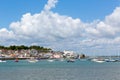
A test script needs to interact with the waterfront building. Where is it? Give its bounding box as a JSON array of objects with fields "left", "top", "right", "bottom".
[{"left": 63, "top": 50, "right": 75, "bottom": 58}]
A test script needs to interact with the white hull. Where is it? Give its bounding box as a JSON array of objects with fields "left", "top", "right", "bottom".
[
  {"left": 94, "top": 60, "right": 105, "bottom": 63},
  {"left": 91, "top": 59, "right": 105, "bottom": 63},
  {"left": 0, "top": 60, "right": 6, "bottom": 63},
  {"left": 67, "top": 59, "right": 75, "bottom": 62},
  {"left": 47, "top": 59, "right": 54, "bottom": 62},
  {"left": 28, "top": 59, "right": 38, "bottom": 63},
  {"left": 27, "top": 57, "right": 38, "bottom": 63}
]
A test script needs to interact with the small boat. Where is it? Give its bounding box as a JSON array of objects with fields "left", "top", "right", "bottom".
[
  {"left": 27, "top": 57, "right": 38, "bottom": 63},
  {"left": 67, "top": 59, "right": 75, "bottom": 62},
  {"left": 0, "top": 60, "right": 6, "bottom": 63},
  {"left": 105, "top": 56, "right": 117, "bottom": 62},
  {"left": 91, "top": 58, "right": 105, "bottom": 63},
  {"left": 105, "top": 59, "right": 117, "bottom": 62},
  {"left": 47, "top": 59, "right": 54, "bottom": 62},
  {"left": 94, "top": 60, "right": 105, "bottom": 63},
  {"left": 15, "top": 58, "right": 19, "bottom": 62}
]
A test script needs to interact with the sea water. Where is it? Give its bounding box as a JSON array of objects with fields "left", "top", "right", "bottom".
[{"left": 0, "top": 60, "right": 120, "bottom": 80}]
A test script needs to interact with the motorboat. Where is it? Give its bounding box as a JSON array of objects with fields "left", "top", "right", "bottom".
[
  {"left": 47, "top": 59, "right": 54, "bottom": 62},
  {"left": 0, "top": 60, "right": 6, "bottom": 63},
  {"left": 27, "top": 57, "right": 38, "bottom": 63},
  {"left": 91, "top": 58, "right": 105, "bottom": 63},
  {"left": 67, "top": 59, "right": 75, "bottom": 62},
  {"left": 105, "top": 59, "right": 117, "bottom": 62}
]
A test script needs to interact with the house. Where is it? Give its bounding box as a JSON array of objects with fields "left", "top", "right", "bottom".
[{"left": 63, "top": 50, "right": 75, "bottom": 58}]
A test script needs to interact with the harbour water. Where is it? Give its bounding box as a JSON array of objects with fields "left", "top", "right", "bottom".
[{"left": 0, "top": 60, "right": 120, "bottom": 80}]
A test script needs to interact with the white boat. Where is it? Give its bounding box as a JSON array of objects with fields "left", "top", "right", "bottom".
[
  {"left": 67, "top": 59, "right": 75, "bottom": 62},
  {"left": 27, "top": 57, "right": 38, "bottom": 63},
  {"left": 91, "top": 58, "right": 105, "bottom": 63},
  {"left": 47, "top": 59, "right": 54, "bottom": 62},
  {"left": 105, "top": 59, "right": 117, "bottom": 62},
  {"left": 0, "top": 60, "right": 6, "bottom": 63},
  {"left": 94, "top": 60, "right": 105, "bottom": 63}
]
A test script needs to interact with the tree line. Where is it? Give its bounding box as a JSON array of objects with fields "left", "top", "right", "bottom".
[{"left": 0, "top": 45, "right": 52, "bottom": 52}]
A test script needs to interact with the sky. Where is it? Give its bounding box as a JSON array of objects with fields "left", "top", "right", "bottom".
[{"left": 0, "top": 0, "right": 120, "bottom": 56}]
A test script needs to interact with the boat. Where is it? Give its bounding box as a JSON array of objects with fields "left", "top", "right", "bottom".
[
  {"left": 0, "top": 60, "right": 6, "bottom": 63},
  {"left": 105, "top": 56, "right": 117, "bottom": 62},
  {"left": 27, "top": 57, "right": 38, "bottom": 63},
  {"left": 105, "top": 59, "right": 117, "bottom": 62},
  {"left": 91, "top": 58, "right": 105, "bottom": 63},
  {"left": 15, "top": 58, "right": 19, "bottom": 62},
  {"left": 67, "top": 59, "right": 75, "bottom": 62},
  {"left": 94, "top": 60, "right": 105, "bottom": 63},
  {"left": 47, "top": 59, "right": 54, "bottom": 62}
]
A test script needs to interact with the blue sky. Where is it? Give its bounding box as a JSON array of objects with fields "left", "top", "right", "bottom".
[
  {"left": 0, "top": 0, "right": 119, "bottom": 27},
  {"left": 0, "top": 0, "right": 120, "bottom": 55},
  {"left": 54, "top": 0, "right": 119, "bottom": 21}
]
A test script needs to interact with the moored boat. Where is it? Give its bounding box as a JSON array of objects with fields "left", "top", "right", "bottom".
[
  {"left": 27, "top": 57, "right": 38, "bottom": 63},
  {"left": 91, "top": 58, "right": 105, "bottom": 63},
  {"left": 47, "top": 59, "right": 54, "bottom": 62},
  {"left": 67, "top": 59, "right": 75, "bottom": 62},
  {"left": 105, "top": 59, "right": 117, "bottom": 62},
  {"left": 0, "top": 60, "right": 6, "bottom": 63},
  {"left": 15, "top": 58, "right": 19, "bottom": 62}
]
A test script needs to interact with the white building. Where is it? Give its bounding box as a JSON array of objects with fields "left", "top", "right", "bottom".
[{"left": 63, "top": 50, "right": 75, "bottom": 58}]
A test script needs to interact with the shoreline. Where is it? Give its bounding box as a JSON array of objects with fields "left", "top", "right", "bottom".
[
  {"left": 0, "top": 57, "right": 29, "bottom": 60},
  {"left": 0, "top": 57, "right": 60, "bottom": 60}
]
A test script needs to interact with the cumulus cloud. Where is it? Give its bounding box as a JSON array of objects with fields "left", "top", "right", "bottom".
[
  {"left": 0, "top": 0, "right": 120, "bottom": 55},
  {"left": 0, "top": 28, "right": 15, "bottom": 40},
  {"left": 10, "top": 11, "right": 84, "bottom": 42},
  {"left": 44, "top": 0, "right": 58, "bottom": 11},
  {"left": 86, "top": 7, "right": 120, "bottom": 39}
]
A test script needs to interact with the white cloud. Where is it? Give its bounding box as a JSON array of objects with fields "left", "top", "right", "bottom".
[
  {"left": 0, "top": 28, "right": 15, "bottom": 40},
  {"left": 105, "top": 7, "right": 120, "bottom": 28},
  {"left": 10, "top": 11, "right": 84, "bottom": 42},
  {"left": 0, "top": 0, "right": 120, "bottom": 55},
  {"left": 44, "top": 0, "right": 58, "bottom": 11},
  {"left": 86, "top": 7, "right": 120, "bottom": 39}
]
